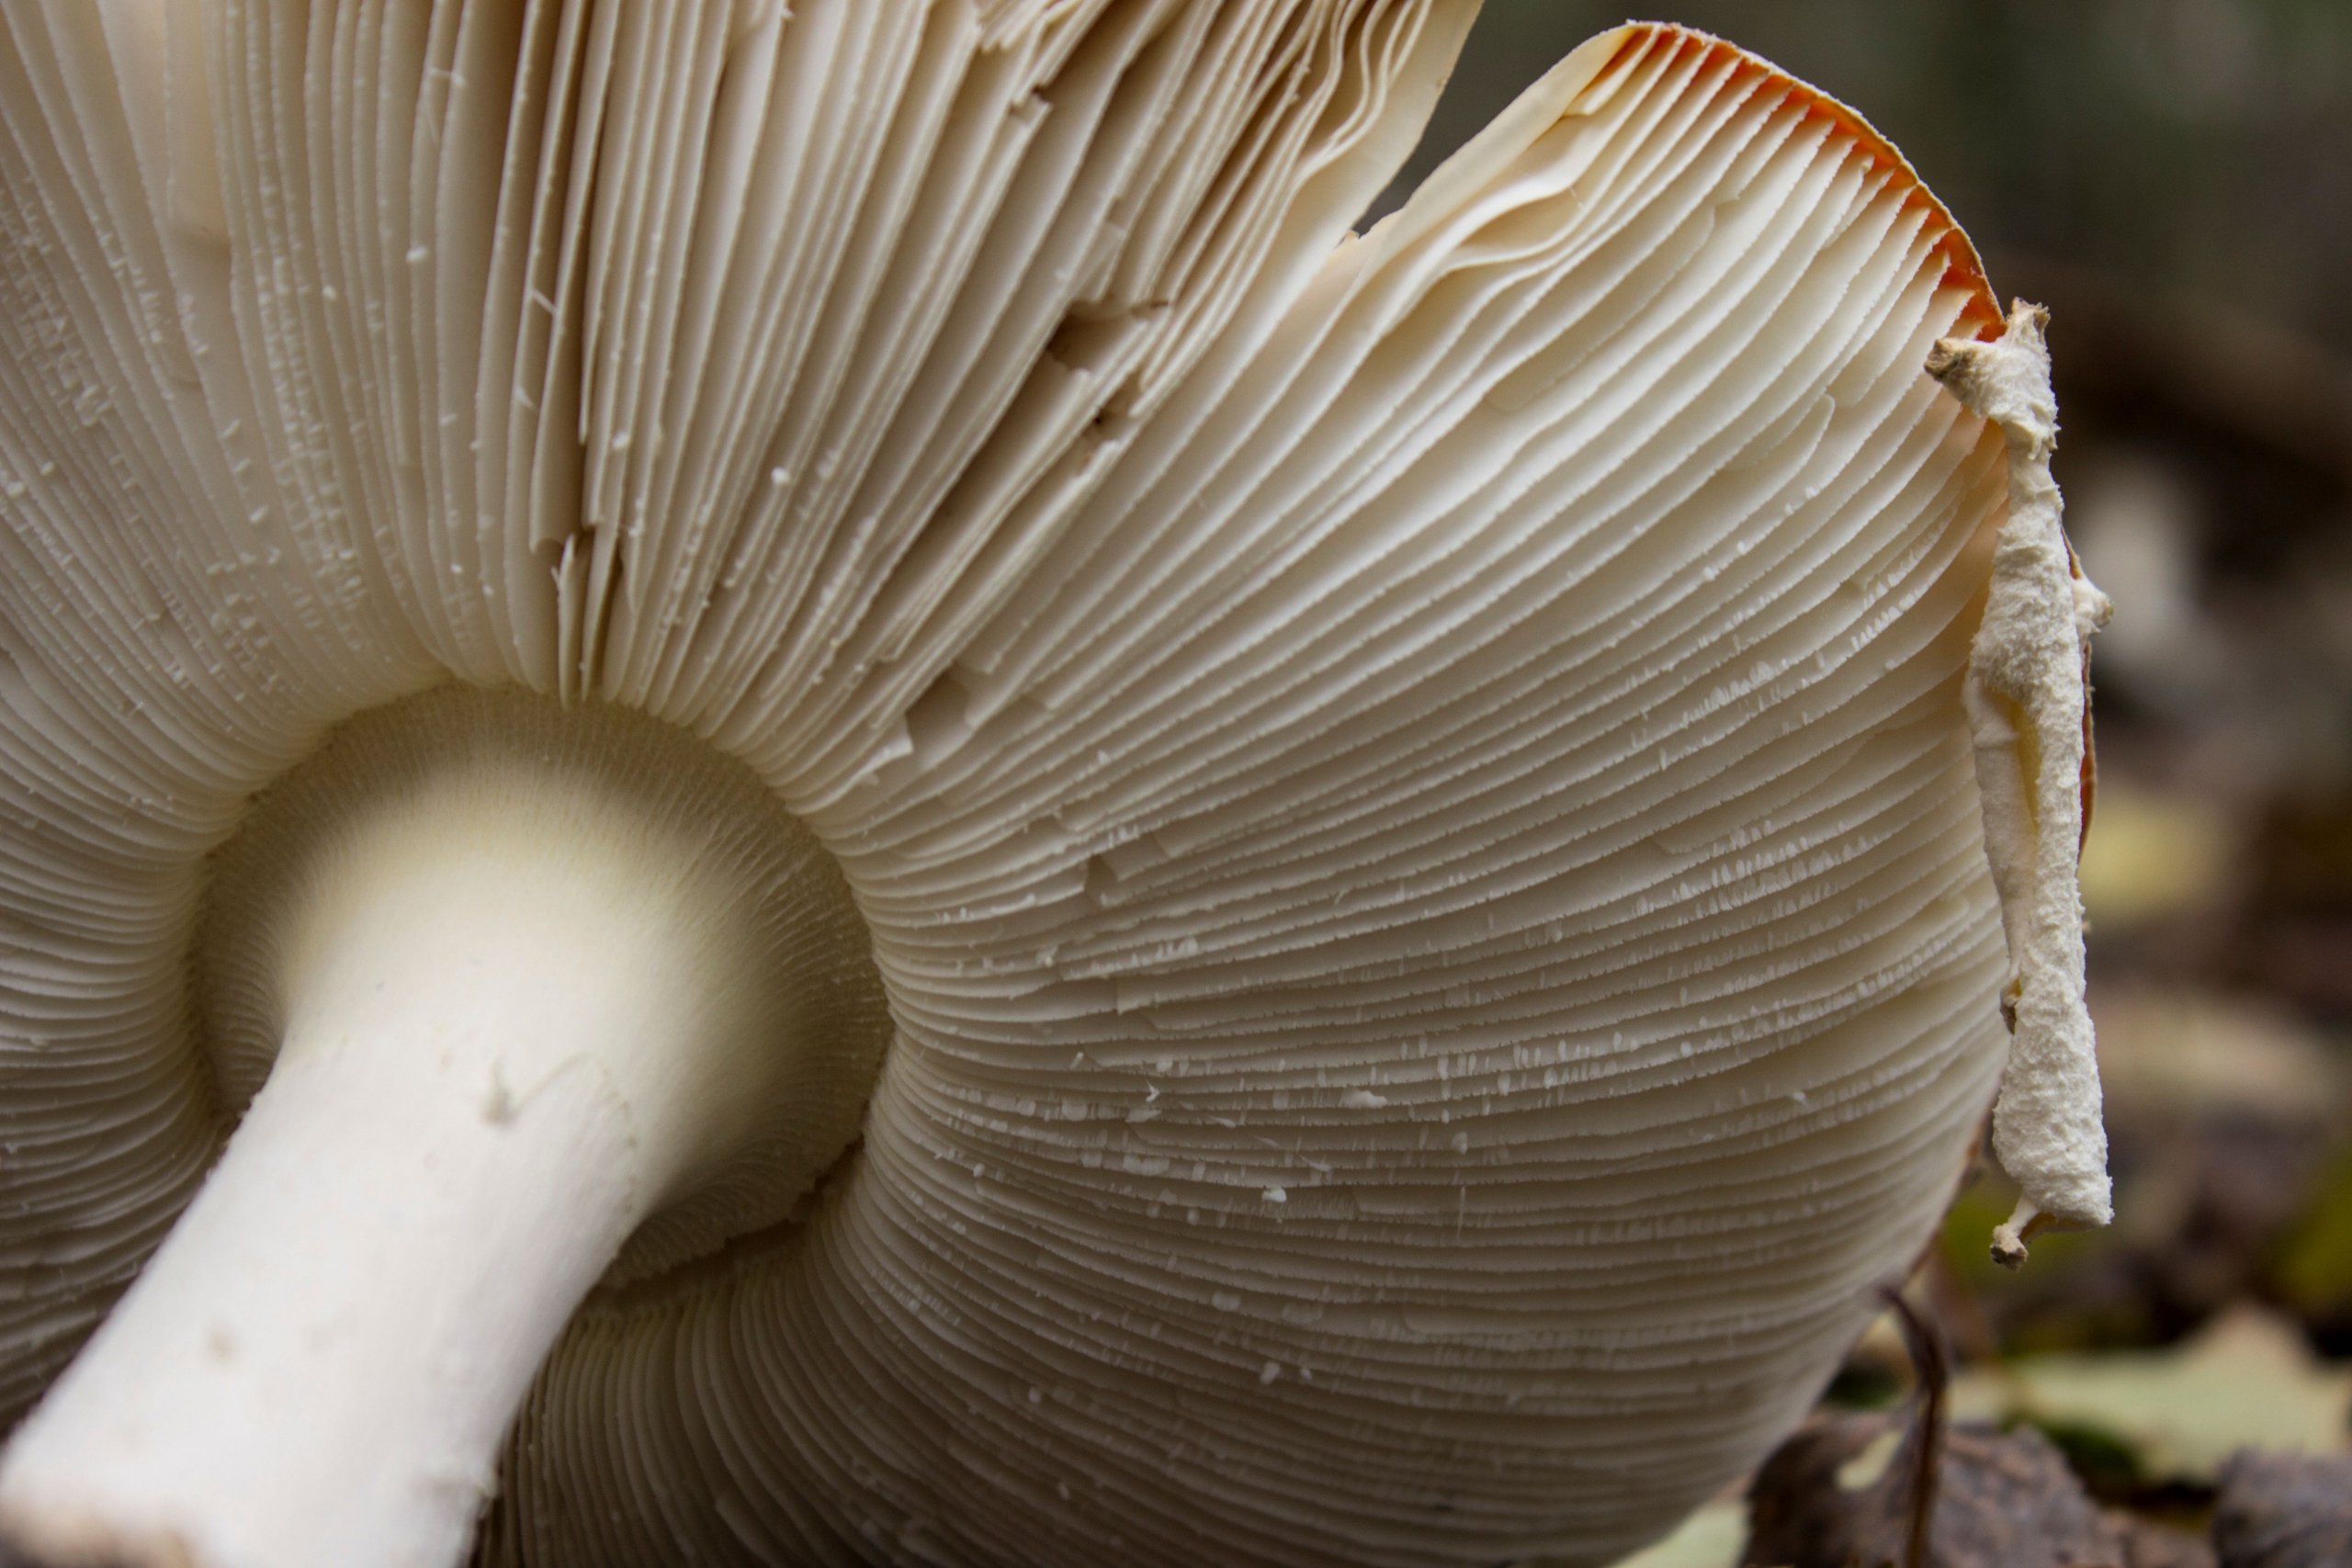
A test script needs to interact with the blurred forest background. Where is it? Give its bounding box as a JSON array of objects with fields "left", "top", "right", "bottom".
[{"left": 1389, "top": 5, "right": 2352, "bottom": 1564}]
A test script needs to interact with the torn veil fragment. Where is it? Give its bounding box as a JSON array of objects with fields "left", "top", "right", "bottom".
[{"left": 1930, "top": 302, "right": 2115, "bottom": 1267}]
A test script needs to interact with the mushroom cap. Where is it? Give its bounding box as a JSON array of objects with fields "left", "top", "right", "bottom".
[{"left": 0, "top": 6, "right": 2011, "bottom": 1564}]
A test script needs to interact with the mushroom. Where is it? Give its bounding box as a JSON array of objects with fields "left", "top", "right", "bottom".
[{"left": 0, "top": 6, "right": 2108, "bottom": 1567}]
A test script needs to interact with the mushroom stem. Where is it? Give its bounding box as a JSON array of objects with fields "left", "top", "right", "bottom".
[
  {"left": 0, "top": 744, "right": 825, "bottom": 1568},
  {"left": 0, "top": 1034, "right": 640, "bottom": 1568}
]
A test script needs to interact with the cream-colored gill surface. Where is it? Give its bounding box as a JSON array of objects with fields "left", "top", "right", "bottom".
[
  {"left": 0, "top": 0, "right": 1469, "bottom": 1431},
  {"left": 495, "top": 27, "right": 2014, "bottom": 1568},
  {"left": 659, "top": 0, "right": 1473, "bottom": 776},
  {"left": 0, "top": 0, "right": 421, "bottom": 1423}
]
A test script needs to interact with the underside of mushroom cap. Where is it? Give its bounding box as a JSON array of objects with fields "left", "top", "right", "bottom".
[
  {"left": 0, "top": 4, "right": 2059, "bottom": 1565},
  {"left": 191, "top": 686, "right": 894, "bottom": 1284}
]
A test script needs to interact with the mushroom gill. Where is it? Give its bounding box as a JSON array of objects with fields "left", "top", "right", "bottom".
[{"left": 0, "top": 6, "right": 2105, "bottom": 1567}]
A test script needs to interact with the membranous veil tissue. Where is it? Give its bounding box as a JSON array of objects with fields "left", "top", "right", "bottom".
[{"left": 1932, "top": 301, "right": 2113, "bottom": 1268}]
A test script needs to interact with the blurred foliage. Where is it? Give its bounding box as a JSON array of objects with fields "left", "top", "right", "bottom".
[
  {"left": 1949, "top": 1309, "right": 2352, "bottom": 1484},
  {"left": 2274, "top": 1146, "right": 2352, "bottom": 1346}
]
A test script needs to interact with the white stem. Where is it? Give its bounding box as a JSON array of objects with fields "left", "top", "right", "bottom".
[{"left": 0, "top": 758, "right": 800, "bottom": 1568}]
